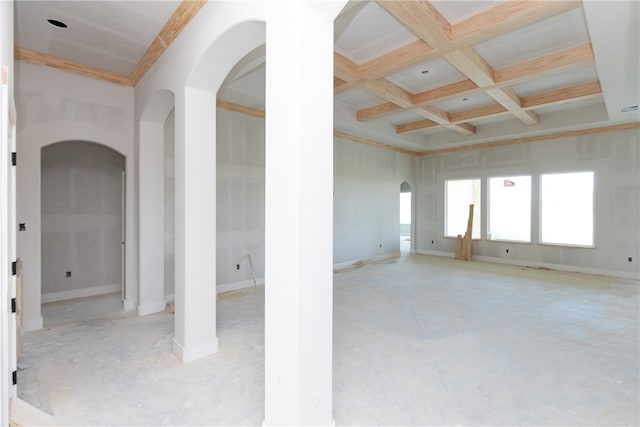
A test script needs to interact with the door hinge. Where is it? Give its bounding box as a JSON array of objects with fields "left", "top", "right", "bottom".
[
  {"left": 11, "top": 261, "right": 17, "bottom": 276},
  {"left": 11, "top": 152, "right": 16, "bottom": 166},
  {"left": 12, "top": 370, "right": 17, "bottom": 385},
  {"left": 11, "top": 298, "right": 16, "bottom": 314}
]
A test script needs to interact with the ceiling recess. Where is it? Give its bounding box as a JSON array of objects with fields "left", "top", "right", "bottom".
[{"left": 47, "top": 19, "right": 67, "bottom": 28}]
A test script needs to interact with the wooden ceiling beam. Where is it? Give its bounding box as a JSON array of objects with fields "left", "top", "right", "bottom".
[
  {"left": 452, "top": 0, "right": 583, "bottom": 44},
  {"left": 418, "top": 122, "right": 640, "bottom": 156},
  {"left": 130, "top": 0, "right": 207, "bottom": 85},
  {"left": 495, "top": 44, "right": 594, "bottom": 84},
  {"left": 357, "top": 40, "right": 434, "bottom": 81},
  {"left": 334, "top": 53, "right": 360, "bottom": 83},
  {"left": 357, "top": 45, "right": 594, "bottom": 122},
  {"left": 395, "top": 81, "right": 603, "bottom": 135},
  {"left": 378, "top": 1, "right": 543, "bottom": 126},
  {"left": 521, "top": 81, "right": 602, "bottom": 109},
  {"left": 354, "top": 1, "right": 582, "bottom": 83},
  {"left": 15, "top": 47, "right": 132, "bottom": 86}
]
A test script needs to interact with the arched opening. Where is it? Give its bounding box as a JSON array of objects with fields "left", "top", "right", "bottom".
[
  {"left": 40, "top": 141, "right": 125, "bottom": 322},
  {"left": 400, "top": 181, "right": 413, "bottom": 254}
]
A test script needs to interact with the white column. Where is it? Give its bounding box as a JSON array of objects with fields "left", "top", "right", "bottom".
[
  {"left": 172, "top": 86, "right": 218, "bottom": 363},
  {"left": 264, "top": 2, "right": 339, "bottom": 425},
  {"left": 138, "top": 121, "right": 166, "bottom": 315}
]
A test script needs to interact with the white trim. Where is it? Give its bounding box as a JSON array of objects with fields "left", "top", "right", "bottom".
[
  {"left": 41, "top": 283, "right": 120, "bottom": 304},
  {"left": 416, "top": 249, "right": 640, "bottom": 280},
  {"left": 217, "top": 277, "right": 265, "bottom": 294},
  {"left": 165, "top": 293, "right": 175, "bottom": 303},
  {"left": 333, "top": 251, "right": 401, "bottom": 272},
  {"left": 137, "top": 300, "right": 166, "bottom": 316},
  {"left": 21, "top": 316, "right": 43, "bottom": 333},
  {"left": 172, "top": 336, "right": 219, "bottom": 364}
]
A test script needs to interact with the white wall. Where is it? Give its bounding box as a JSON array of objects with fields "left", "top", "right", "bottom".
[
  {"left": 15, "top": 61, "right": 135, "bottom": 330},
  {"left": 417, "top": 128, "right": 640, "bottom": 278},
  {"left": 164, "top": 109, "right": 175, "bottom": 297},
  {"left": 41, "top": 141, "right": 124, "bottom": 301},
  {"left": 216, "top": 107, "right": 265, "bottom": 288},
  {"left": 334, "top": 139, "right": 415, "bottom": 264}
]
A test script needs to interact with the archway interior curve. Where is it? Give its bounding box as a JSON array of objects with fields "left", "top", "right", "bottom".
[{"left": 41, "top": 140, "right": 126, "bottom": 306}]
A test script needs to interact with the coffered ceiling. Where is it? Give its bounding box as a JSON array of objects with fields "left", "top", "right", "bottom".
[{"left": 13, "top": 0, "right": 640, "bottom": 154}]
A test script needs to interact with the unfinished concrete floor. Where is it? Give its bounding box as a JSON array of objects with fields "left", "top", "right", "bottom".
[{"left": 18, "top": 254, "right": 639, "bottom": 425}]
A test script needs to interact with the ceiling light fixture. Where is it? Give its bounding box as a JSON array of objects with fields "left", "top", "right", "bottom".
[{"left": 47, "top": 19, "right": 67, "bottom": 28}]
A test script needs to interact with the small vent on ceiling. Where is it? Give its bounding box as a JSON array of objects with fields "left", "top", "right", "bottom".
[
  {"left": 621, "top": 105, "right": 638, "bottom": 113},
  {"left": 47, "top": 19, "right": 67, "bottom": 28}
]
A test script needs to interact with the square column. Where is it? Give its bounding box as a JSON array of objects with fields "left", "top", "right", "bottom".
[
  {"left": 264, "top": 2, "right": 340, "bottom": 425},
  {"left": 173, "top": 86, "right": 218, "bottom": 363},
  {"left": 138, "top": 120, "right": 166, "bottom": 316}
]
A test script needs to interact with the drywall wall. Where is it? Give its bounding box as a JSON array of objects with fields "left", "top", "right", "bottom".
[
  {"left": 334, "top": 139, "right": 415, "bottom": 264},
  {"left": 417, "top": 128, "right": 640, "bottom": 277},
  {"left": 41, "top": 141, "right": 124, "bottom": 301},
  {"left": 216, "top": 107, "right": 265, "bottom": 288},
  {"left": 164, "top": 109, "right": 175, "bottom": 297},
  {"left": 214, "top": 107, "right": 417, "bottom": 279},
  {"left": 15, "top": 61, "right": 135, "bottom": 330}
]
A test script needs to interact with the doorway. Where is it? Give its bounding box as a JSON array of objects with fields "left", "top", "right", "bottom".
[
  {"left": 400, "top": 181, "right": 412, "bottom": 254},
  {"left": 40, "top": 141, "right": 125, "bottom": 320}
]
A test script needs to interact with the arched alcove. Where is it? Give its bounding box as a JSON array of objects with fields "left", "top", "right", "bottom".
[{"left": 41, "top": 141, "right": 125, "bottom": 305}]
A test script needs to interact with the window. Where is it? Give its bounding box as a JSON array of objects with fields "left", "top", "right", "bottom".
[
  {"left": 488, "top": 176, "right": 531, "bottom": 242},
  {"left": 540, "top": 171, "right": 594, "bottom": 246},
  {"left": 445, "top": 179, "right": 481, "bottom": 239}
]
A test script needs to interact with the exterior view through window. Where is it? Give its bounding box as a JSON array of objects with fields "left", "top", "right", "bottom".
[
  {"left": 488, "top": 175, "right": 531, "bottom": 242},
  {"left": 540, "top": 171, "right": 594, "bottom": 246}
]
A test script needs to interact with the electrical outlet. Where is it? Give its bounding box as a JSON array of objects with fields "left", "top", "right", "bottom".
[
  {"left": 379, "top": 244, "right": 382, "bottom": 248},
  {"left": 506, "top": 249, "right": 509, "bottom": 254},
  {"left": 236, "top": 264, "right": 240, "bottom": 270},
  {"left": 66, "top": 271, "right": 71, "bottom": 278},
  {"left": 431, "top": 240, "right": 434, "bottom": 244},
  {"left": 628, "top": 257, "right": 633, "bottom": 262}
]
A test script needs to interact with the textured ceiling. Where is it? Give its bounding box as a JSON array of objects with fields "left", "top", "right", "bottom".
[
  {"left": 14, "top": 0, "right": 180, "bottom": 75},
  {"left": 13, "top": 0, "right": 640, "bottom": 154}
]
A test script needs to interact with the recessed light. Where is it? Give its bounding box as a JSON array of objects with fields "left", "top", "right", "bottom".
[
  {"left": 621, "top": 105, "right": 638, "bottom": 113},
  {"left": 47, "top": 19, "right": 67, "bottom": 28}
]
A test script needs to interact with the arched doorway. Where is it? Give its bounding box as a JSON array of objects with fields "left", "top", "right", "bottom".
[
  {"left": 400, "top": 181, "right": 413, "bottom": 254},
  {"left": 40, "top": 141, "right": 125, "bottom": 317}
]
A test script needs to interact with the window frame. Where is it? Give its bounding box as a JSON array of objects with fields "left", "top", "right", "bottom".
[
  {"left": 444, "top": 177, "right": 482, "bottom": 240},
  {"left": 538, "top": 170, "right": 595, "bottom": 248},
  {"left": 487, "top": 175, "right": 532, "bottom": 244}
]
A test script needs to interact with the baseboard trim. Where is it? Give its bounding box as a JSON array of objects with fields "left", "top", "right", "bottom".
[
  {"left": 138, "top": 300, "right": 167, "bottom": 316},
  {"left": 416, "top": 249, "right": 640, "bottom": 280},
  {"left": 22, "top": 316, "right": 43, "bottom": 332},
  {"left": 333, "top": 251, "right": 401, "bottom": 272},
  {"left": 217, "top": 277, "right": 265, "bottom": 293},
  {"left": 42, "top": 283, "right": 120, "bottom": 304},
  {"left": 172, "top": 336, "right": 219, "bottom": 363}
]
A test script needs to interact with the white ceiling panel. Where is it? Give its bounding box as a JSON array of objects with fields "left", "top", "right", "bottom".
[
  {"left": 431, "top": 0, "right": 505, "bottom": 25},
  {"left": 436, "top": 92, "right": 495, "bottom": 113},
  {"left": 473, "top": 8, "right": 590, "bottom": 70},
  {"left": 335, "top": 1, "right": 417, "bottom": 64},
  {"left": 386, "top": 58, "right": 466, "bottom": 94},
  {"left": 335, "top": 88, "right": 388, "bottom": 111},
  {"left": 15, "top": 0, "right": 180, "bottom": 75},
  {"left": 512, "top": 65, "right": 599, "bottom": 97}
]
